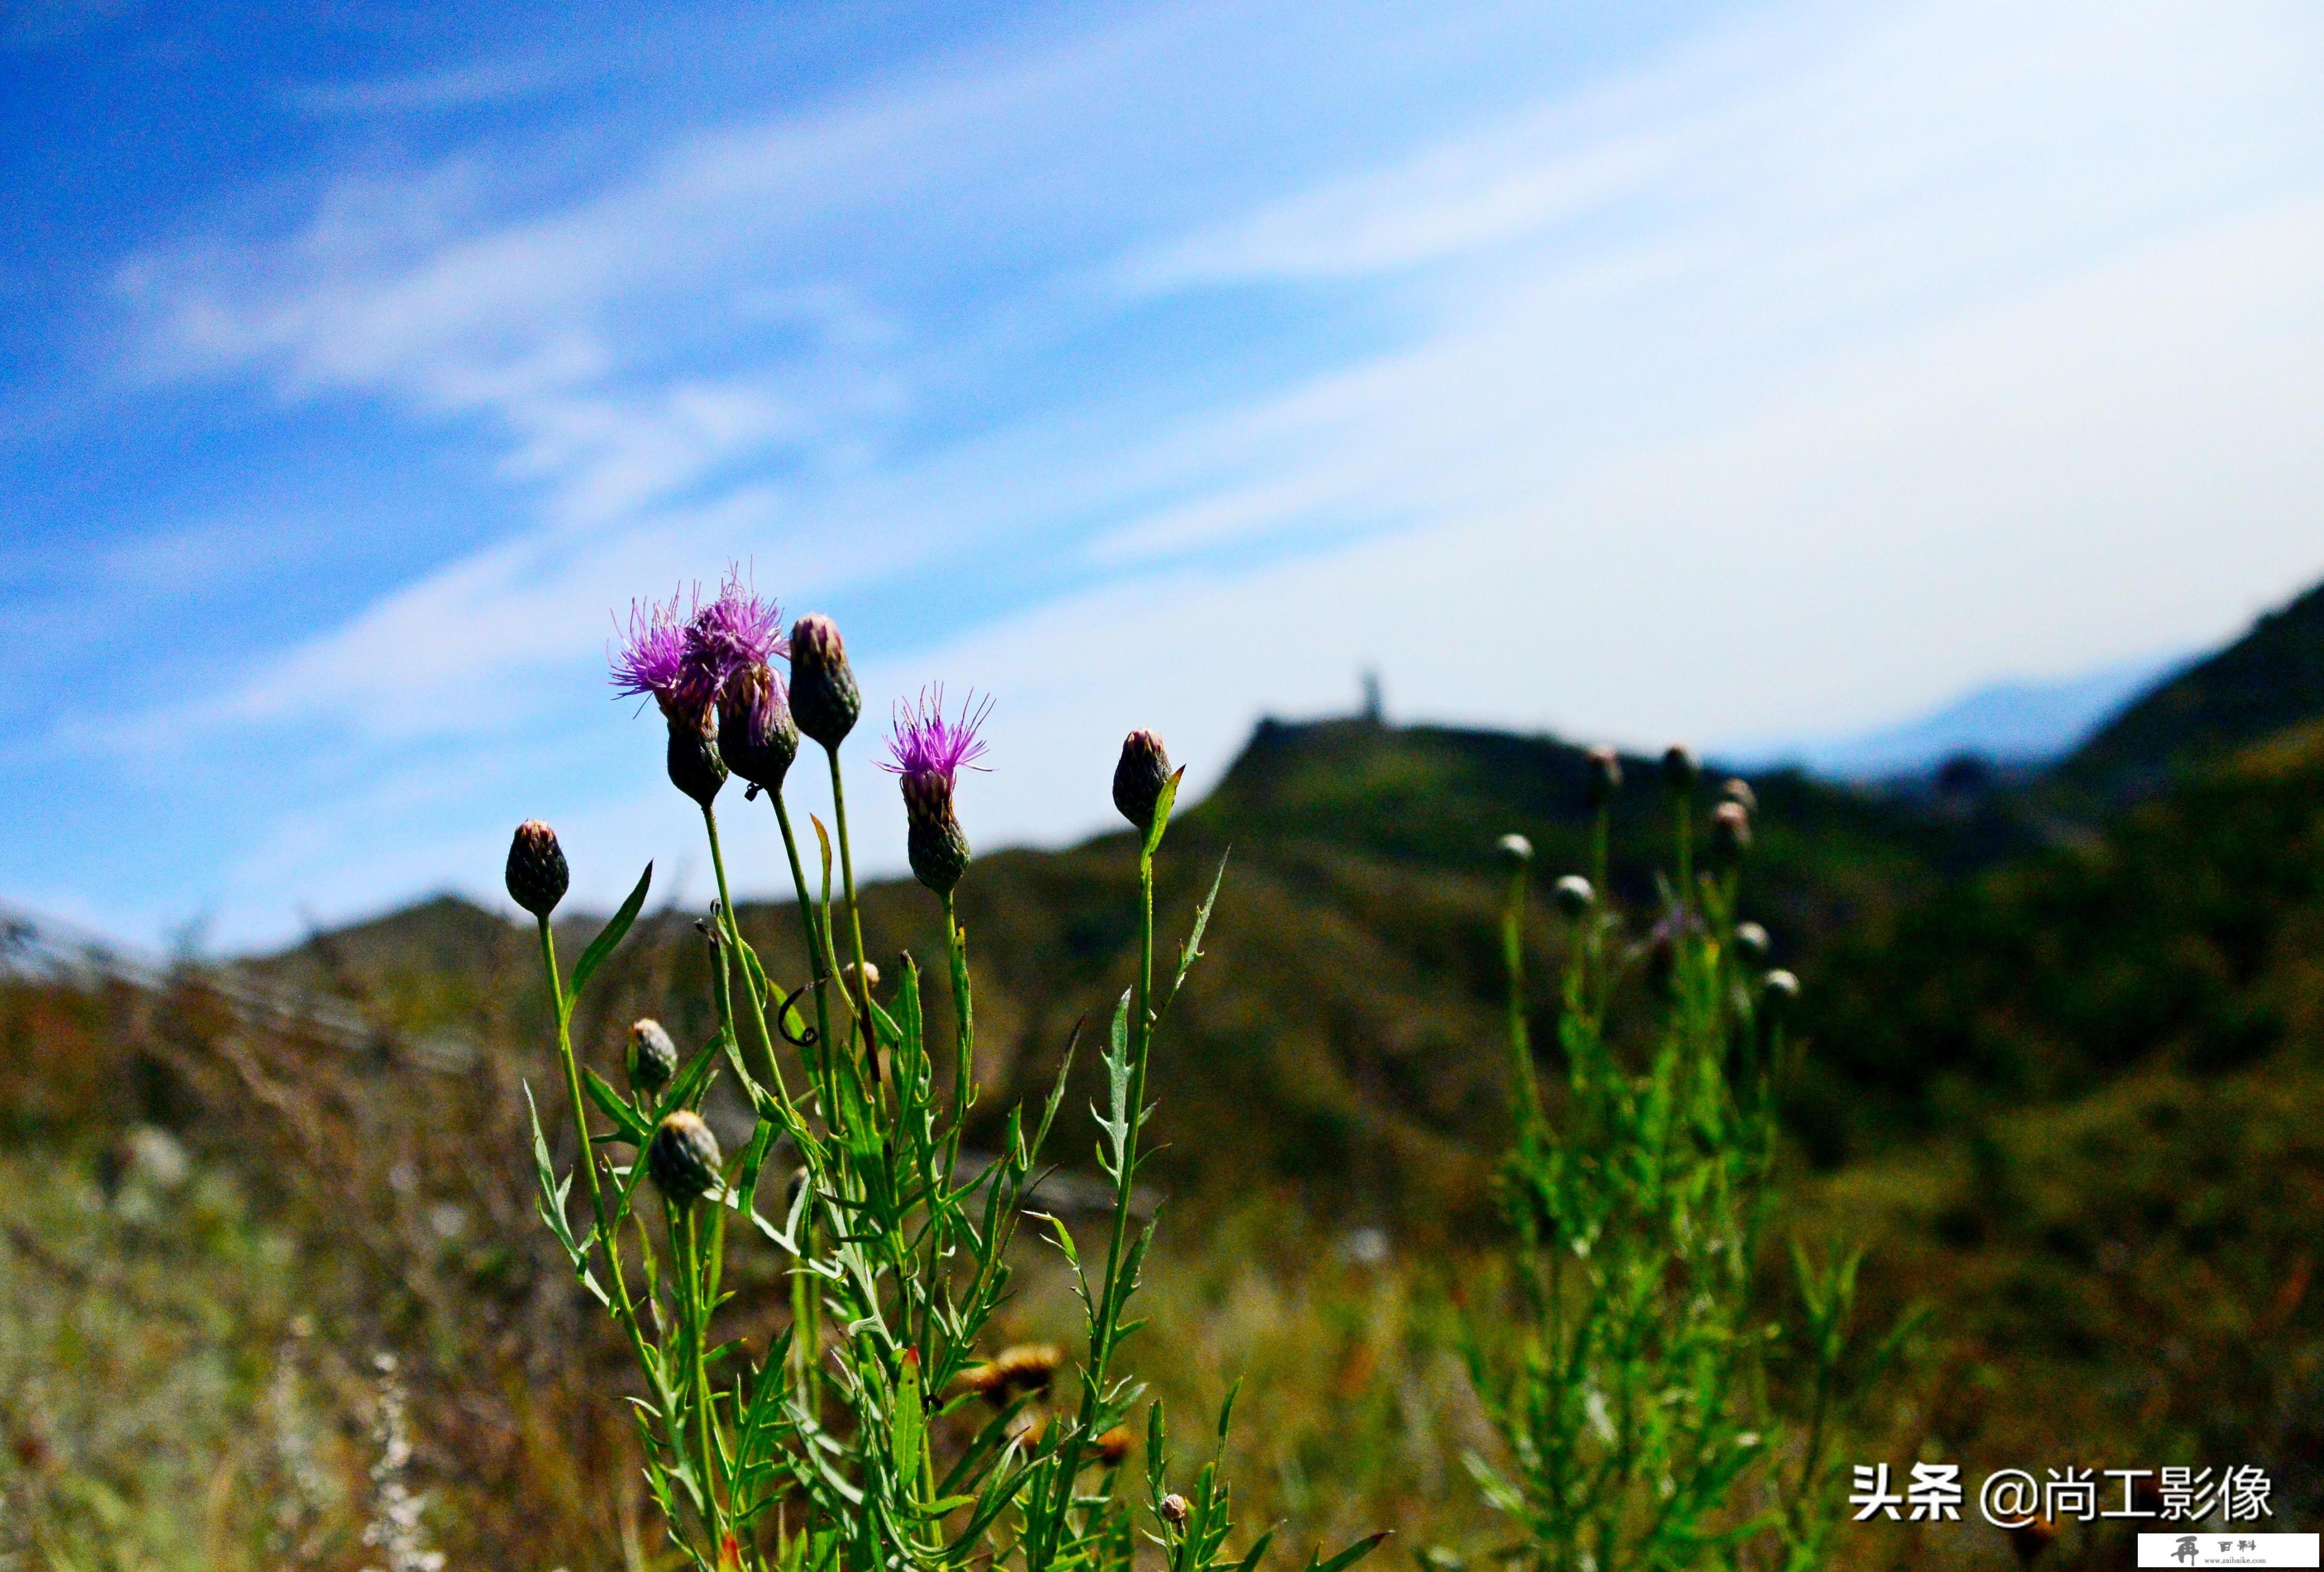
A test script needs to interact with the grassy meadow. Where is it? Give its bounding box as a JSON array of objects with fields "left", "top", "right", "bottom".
[{"left": 7, "top": 581, "right": 2324, "bottom": 1570}]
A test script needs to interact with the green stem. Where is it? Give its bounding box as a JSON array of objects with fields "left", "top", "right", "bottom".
[
  {"left": 534, "top": 919, "right": 652, "bottom": 1363},
  {"left": 679, "top": 1200, "right": 726, "bottom": 1538},
  {"left": 940, "top": 890, "right": 974, "bottom": 1182},
  {"left": 702, "top": 805, "right": 803, "bottom": 1136},
  {"left": 1503, "top": 867, "right": 1542, "bottom": 1129},
  {"left": 1048, "top": 844, "right": 1158, "bottom": 1551},
  {"left": 770, "top": 793, "right": 837, "bottom": 1084},
  {"left": 824, "top": 745, "right": 882, "bottom": 1085}
]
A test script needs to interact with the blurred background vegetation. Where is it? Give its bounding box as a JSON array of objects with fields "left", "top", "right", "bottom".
[{"left": 7, "top": 580, "right": 2324, "bottom": 1570}]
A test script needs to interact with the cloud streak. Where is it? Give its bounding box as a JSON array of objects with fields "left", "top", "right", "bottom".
[{"left": 11, "top": 0, "right": 2321, "bottom": 944}]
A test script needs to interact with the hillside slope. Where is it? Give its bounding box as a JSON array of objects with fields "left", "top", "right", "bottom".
[
  {"left": 243, "top": 716, "right": 2013, "bottom": 1225},
  {"left": 2064, "top": 576, "right": 2324, "bottom": 800}
]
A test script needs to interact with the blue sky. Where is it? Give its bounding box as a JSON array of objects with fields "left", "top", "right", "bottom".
[{"left": 6, "top": 0, "right": 2323, "bottom": 947}]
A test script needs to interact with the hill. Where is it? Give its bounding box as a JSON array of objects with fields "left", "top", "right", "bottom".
[
  {"left": 234, "top": 715, "right": 2026, "bottom": 1224},
  {"left": 2063, "top": 577, "right": 2324, "bottom": 800}
]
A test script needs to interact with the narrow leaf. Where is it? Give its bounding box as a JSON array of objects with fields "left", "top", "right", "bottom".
[{"left": 567, "top": 861, "right": 653, "bottom": 1016}]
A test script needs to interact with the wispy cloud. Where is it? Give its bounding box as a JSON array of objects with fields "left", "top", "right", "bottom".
[
  {"left": 284, "top": 58, "right": 573, "bottom": 119},
  {"left": 13, "top": 0, "right": 2323, "bottom": 944}
]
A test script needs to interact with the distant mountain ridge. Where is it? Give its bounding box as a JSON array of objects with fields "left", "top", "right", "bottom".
[
  {"left": 221, "top": 567, "right": 2324, "bottom": 1205},
  {"left": 2063, "top": 578, "right": 2324, "bottom": 801},
  {"left": 1735, "top": 653, "right": 2184, "bottom": 779}
]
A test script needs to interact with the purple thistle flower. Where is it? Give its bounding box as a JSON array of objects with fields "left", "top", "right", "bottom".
[
  {"left": 611, "top": 586, "right": 711, "bottom": 716},
  {"left": 880, "top": 686, "right": 994, "bottom": 790},
  {"left": 883, "top": 686, "right": 992, "bottom": 895},
  {"left": 685, "top": 565, "right": 787, "bottom": 697}
]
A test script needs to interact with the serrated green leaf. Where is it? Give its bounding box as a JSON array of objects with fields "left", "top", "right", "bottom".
[{"left": 584, "top": 1067, "right": 652, "bottom": 1142}]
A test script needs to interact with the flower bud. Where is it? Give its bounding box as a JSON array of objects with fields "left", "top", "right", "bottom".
[
  {"left": 1160, "top": 1493, "right": 1191, "bottom": 1529},
  {"left": 842, "top": 960, "right": 880, "bottom": 995},
  {"left": 1553, "top": 874, "right": 1594, "bottom": 919},
  {"left": 1495, "top": 833, "right": 1533, "bottom": 869},
  {"left": 1586, "top": 745, "right": 1623, "bottom": 807},
  {"left": 1662, "top": 744, "right": 1699, "bottom": 796},
  {"left": 902, "top": 772, "right": 972, "bottom": 895},
  {"left": 1709, "top": 800, "right": 1753, "bottom": 865},
  {"left": 627, "top": 1019, "right": 678, "bottom": 1096},
  {"left": 647, "top": 1109, "right": 722, "bottom": 1203},
  {"left": 665, "top": 704, "right": 728, "bottom": 807},
  {"left": 1760, "top": 968, "right": 1800, "bottom": 1022},
  {"left": 1112, "top": 729, "right": 1172, "bottom": 833},
  {"left": 788, "top": 615, "right": 861, "bottom": 747},
  {"left": 1732, "top": 921, "right": 1771, "bottom": 968},
  {"left": 719, "top": 663, "right": 800, "bottom": 793},
  {"left": 505, "top": 821, "right": 569, "bottom": 918},
  {"left": 1720, "top": 776, "right": 1757, "bottom": 813},
  {"left": 959, "top": 1342, "right": 1063, "bottom": 1402}
]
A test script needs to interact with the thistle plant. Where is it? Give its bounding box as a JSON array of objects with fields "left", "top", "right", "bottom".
[
  {"left": 1460, "top": 753, "right": 1893, "bottom": 1572},
  {"left": 514, "top": 567, "right": 1385, "bottom": 1572}
]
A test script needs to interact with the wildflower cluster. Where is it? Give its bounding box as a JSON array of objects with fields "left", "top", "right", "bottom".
[
  {"left": 1458, "top": 758, "right": 1887, "bottom": 1572},
  {"left": 511, "top": 565, "right": 1384, "bottom": 1572}
]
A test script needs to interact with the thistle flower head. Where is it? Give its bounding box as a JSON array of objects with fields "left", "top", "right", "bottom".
[
  {"left": 686, "top": 565, "right": 786, "bottom": 695},
  {"left": 1553, "top": 874, "right": 1595, "bottom": 919},
  {"left": 647, "top": 1109, "right": 723, "bottom": 1203},
  {"left": 1093, "top": 1426, "right": 1134, "bottom": 1468},
  {"left": 882, "top": 686, "right": 991, "bottom": 895},
  {"left": 1709, "top": 799, "right": 1753, "bottom": 864},
  {"left": 959, "top": 1342, "right": 1063, "bottom": 1403},
  {"left": 1663, "top": 744, "right": 1700, "bottom": 794},
  {"left": 1586, "top": 745, "right": 1623, "bottom": 807},
  {"left": 627, "top": 1019, "right": 678, "bottom": 1096},
  {"left": 504, "top": 821, "right": 569, "bottom": 918},
  {"left": 611, "top": 588, "right": 712, "bottom": 718},
  {"left": 788, "top": 614, "right": 861, "bottom": 746},
  {"left": 718, "top": 661, "right": 800, "bottom": 792},
  {"left": 1113, "top": 729, "right": 1173, "bottom": 834},
  {"left": 881, "top": 686, "right": 994, "bottom": 790},
  {"left": 1720, "top": 776, "right": 1758, "bottom": 813}
]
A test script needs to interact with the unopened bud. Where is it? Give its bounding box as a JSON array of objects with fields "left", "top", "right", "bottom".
[
  {"left": 788, "top": 615, "right": 861, "bottom": 747},
  {"left": 1662, "top": 745, "right": 1699, "bottom": 795},
  {"left": 719, "top": 663, "right": 800, "bottom": 792},
  {"left": 1720, "top": 777, "right": 1757, "bottom": 813},
  {"left": 1760, "top": 969, "right": 1800, "bottom": 1021},
  {"left": 902, "top": 773, "right": 972, "bottom": 895},
  {"left": 627, "top": 1019, "right": 678, "bottom": 1095},
  {"left": 1709, "top": 800, "right": 1753, "bottom": 865},
  {"left": 1553, "top": 875, "right": 1594, "bottom": 919},
  {"left": 1495, "top": 833, "right": 1533, "bottom": 869},
  {"left": 505, "top": 821, "right": 569, "bottom": 918},
  {"left": 1586, "top": 745, "right": 1623, "bottom": 807},
  {"left": 665, "top": 704, "right": 728, "bottom": 807},
  {"left": 647, "top": 1109, "right": 723, "bottom": 1203},
  {"left": 1159, "top": 1493, "right": 1190, "bottom": 1528},
  {"left": 1112, "top": 729, "right": 1172, "bottom": 833},
  {"left": 1732, "top": 922, "right": 1771, "bottom": 968},
  {"left": 842, "top": 960, "right": 881, "bottom": 995}
]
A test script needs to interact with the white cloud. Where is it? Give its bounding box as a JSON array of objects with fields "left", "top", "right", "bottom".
[{"left": 59, "top": 0, "right": 2324, "bottom": 943}]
